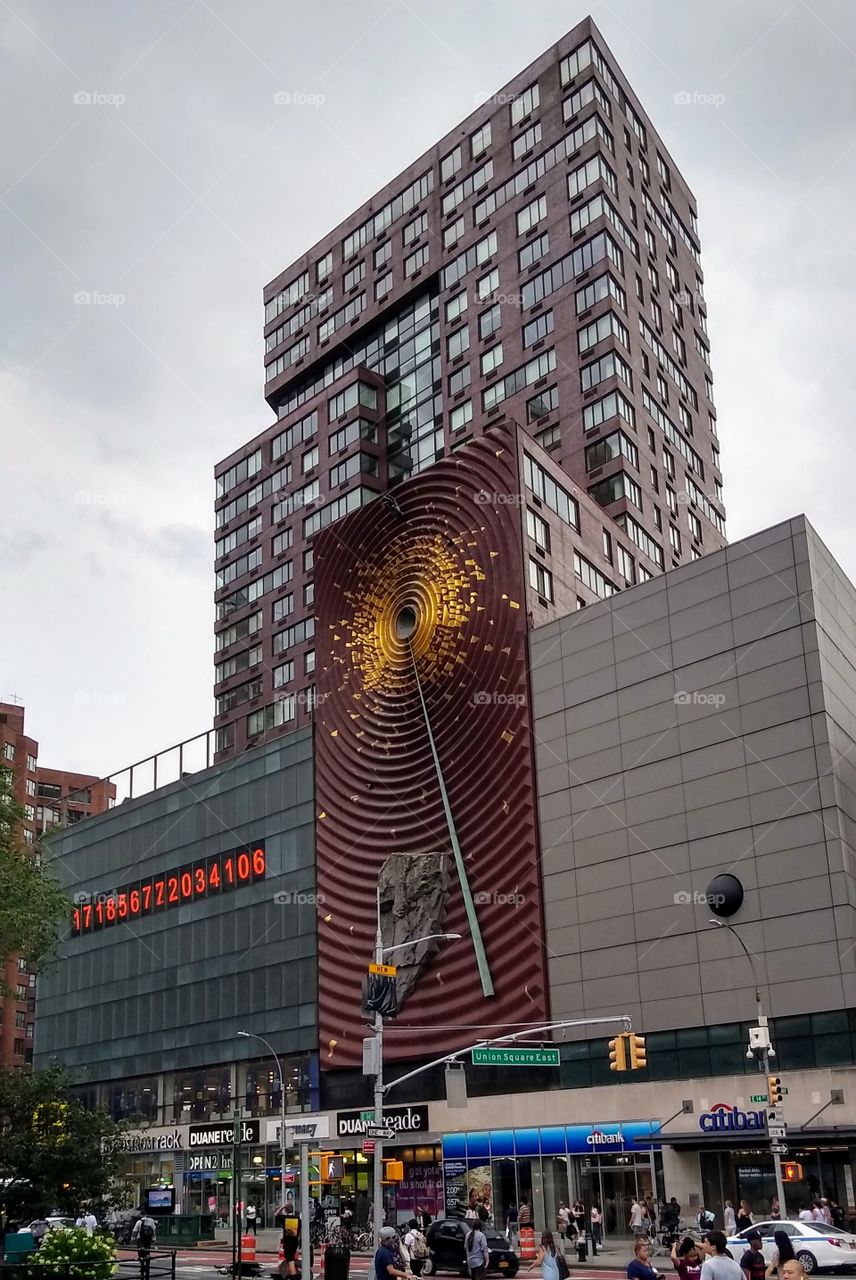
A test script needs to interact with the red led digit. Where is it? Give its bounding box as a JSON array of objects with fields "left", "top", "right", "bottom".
[
  {"left": 72, "top": 908, "right": 81, "bottom": 936},
  {"left": 224, "top": 856, "right": 235, "bottom": 886},
  {"left": 208, "top": 861, "right": 221, "bottom": 889},
  {"left": 106, "top": 897, "right": 117, "bottom": 922},
  {"left": 237, "top": 851, "right": 250, "bottom": 881},
  {"left": 95, "top": 900, "right": 104, "bottom": 925},
  {"left": 129, "top": 888, "right": 140, "bottom": 915},
  {"left": 252, "top": 847, "right": 266, "bottom": 877},
  {"left": 118, "top": 893, "right": 128, "bottom": 919},
  {"left": 167, "top": 877, "right": 179, "bottom": 903},
  {"left": 194, "top": 866, "right": 206, "bottom": 895},
  {"left": 142, "top": 883, "right": 152, "bottom": 912},
  {"left": 83, "top": 904, "right": 92, "bottom": 931},
  {"left": 155, "top": 879, "right": 165, "bottom": 907}
]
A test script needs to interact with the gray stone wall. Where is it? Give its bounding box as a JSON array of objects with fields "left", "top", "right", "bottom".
[{"left": 530, "top": 516, "right": 856, "bottom": 1036}]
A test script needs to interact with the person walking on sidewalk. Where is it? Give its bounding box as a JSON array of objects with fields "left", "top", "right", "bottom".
[
  {"left": 591, "top": 1204, "right": 604, "bottom": 1249},
  {"left": 530, "top": 1231, "right": 566, "bottom": 1280}
]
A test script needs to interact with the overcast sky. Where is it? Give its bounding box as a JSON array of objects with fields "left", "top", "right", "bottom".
[{"left": 1, "top": 0, "right": 854, "bottom": 780}]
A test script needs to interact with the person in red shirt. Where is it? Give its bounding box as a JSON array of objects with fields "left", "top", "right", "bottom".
[{"left": 672, "top": 1237, "right": 703, "bottom": 1280}]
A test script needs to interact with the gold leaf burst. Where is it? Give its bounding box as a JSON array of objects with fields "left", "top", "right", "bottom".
[{"left": 340, "top": 530, "right": 485, "bottom": 692}]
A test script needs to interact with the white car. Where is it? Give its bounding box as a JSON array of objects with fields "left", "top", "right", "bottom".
[
  {"left": 727, "top": 1220, "right": 856, "bottom": 1274},
  {"left": 19, "top": 1217, "right": 75, "bottom": 1233}
]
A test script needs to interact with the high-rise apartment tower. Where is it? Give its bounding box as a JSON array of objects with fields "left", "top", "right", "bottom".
[{"left": 214, "top": 16, "right": 725, "bottom": 758}]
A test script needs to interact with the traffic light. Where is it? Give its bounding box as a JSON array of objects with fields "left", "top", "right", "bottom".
[
  {"left": 768, "top": 1074, "right": 783, "bottom": 1105},
  {"left": 385, "top": 1160, "right": 404, "bottom": 1181},
  {"left": 783, "top": 1163, "right": 804, "bottom": 1182},
  {"left": 628, "top": 1034, "right": 647, "bottom": 1070},
  {"left": 320, "top": 1154, "right": 345, "bottom": 1181},
  {"left": 609, "top": 1035, "right": 628, "bottom": 1071}
]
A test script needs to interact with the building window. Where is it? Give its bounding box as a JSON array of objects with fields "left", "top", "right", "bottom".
[
  {"left": 480, "top": 343, "right": 504, "bottom": 376},
  {"left": 374, "top": 241, "right": 391, "bottom": 271},
  {"left": 526, "top": 385, "right": 558, "bottom": 422},
  {"left": 440, "top": 145, "right": 462, "bottom": 182},
  {"left": 589, "top": 472, "right": 642, "bottom": 510},
  {"left": 303, "top": 583, "right": 315, "bottom": 608},
  {"left": 688, "top": 511, "right": 702, "bottom": 542},
  {"left": 443, "top": 217, "right": 465, "bottom": 249},
  {"left": 445, "top": 292, "right": 468, "bottom": 324},
  {"left": 274, "top": 661, "right": 294, "bottom": 688},
  {"left": 517, "top": 194, "right": 547, "bottom": 237},
  {"left": 526, "top": 508, "right": 550, "bottom": 552},
  {"left": 523, "top": 454, "right": 579, "bottom": 529},
  {"left": 512, "top": 121, "right": 542, "bottom": 161},
  {"left": 247, "top": 697, "right": 295, "bottom": 737},
  {"left": 518, "top": 233, "right": 549, "bottom": 272},
  {"left": 511, "top": 82, "right": 540, "bottom": 125},
  {"left": 375, "top": 274, "right": 392, "bottom": 301},
  {"left": 3, "top": 743, "right": 15, "bottom": 761},
  {"left": 402, "top": 212, "right": 428, "bottom": 245},
  {"left": 471, "top": 121, "right": 491, "bottom": 158},
  {"left": 316, "top": 252, "right": 332, "bottom": 282},
  {"left": 446, "top": 327, "right": 470, "bottom": 360},
  {"left": 523, "top": 311, "right": 554, "bottom": 347},
  {"left": 305, "top": 650, "right": 316, "bottom": 675},
  {"left": 670, "top": 524, "right": 682, "bottom": 555},
  {"left": 528, "top": 558, "right": 554, "bottom": 601},
  {"left": 584, "top": 429, "right": 639, "bottom": 471},
  {"left": 476, "top": 268, "right": 499, "bottom": 301},
  {"left": 450, "top": 401, "right": 473, "bottom": 432},
  {"left": 25, "top": 778, "right": 36, "bottom": 797},
  {"left": 448, "top": 364, "right": 471, "bottom": 397},
  {"left": 343, "top": 260, "right": 365, "bottom": 292},
  {"left": 404, "top": 244, "right": 429, "bottom": 276},
  {"left": 478, "top": 304, "right": 501, "bottom": 341},
  {"left": 328, "top": 381, "right": 377, "bottom": 420}
]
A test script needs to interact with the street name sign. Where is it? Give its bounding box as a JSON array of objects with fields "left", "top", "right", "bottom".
[{"left": 471, "top": 1046, "right": 560, "bottom": 1067}]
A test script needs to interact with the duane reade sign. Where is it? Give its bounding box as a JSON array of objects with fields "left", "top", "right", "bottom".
[
  {"left": 336, "top": 1106, "right": 428, "bottom": 1138},
  {"left": 188, "top": 1120, "right": 260, "bottom": 1147}
]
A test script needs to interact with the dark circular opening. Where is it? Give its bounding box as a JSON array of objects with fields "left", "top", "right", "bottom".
[{"left": 395, "top": 604, "right": 418, "bottom": 641}]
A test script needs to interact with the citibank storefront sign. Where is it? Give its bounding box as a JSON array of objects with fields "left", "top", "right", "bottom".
[
  {"left": 442, "top": 1121, "right": 660, "bottom": 1159},
  {"left": 698, "top": 1104, "right": 765, "bottom": 1134}
]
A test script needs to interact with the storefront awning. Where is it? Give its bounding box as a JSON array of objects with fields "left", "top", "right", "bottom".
[{"left": 643, "top": 1126, "right": 856, "bottom": 1150}]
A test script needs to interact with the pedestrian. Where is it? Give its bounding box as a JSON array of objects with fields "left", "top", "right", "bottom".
[
  {"left": 573, "top": 1200, "right": 586, "bottom": 1237},
  {"left": 779, "top": 1262, "right": 807, "bottom": 1280},
  {"left": 630, "top": 1199, "right": 645, "bottom": 1236},
  {"left": 671, "top": 1237, "right": 702, "bottom": 1280},
  {"left": 724, "top": 1203, "right": 736, "bottom": 1235},
  {"left": 820, "top": 1200, "right": 832, "bottom": 1225},
  {"left": 556, "top": 1204, "right": 571, "bottom": 1250},
  {"left": 810, "top": 1202, "right": 824, "bottom": 1223},
  {"left": 697, "top": 1206, "right": 715, "bottom": 1237},
  {"left": 591, "top": 1204, "right": 604, "bottom": 1248},
  {"left": 416, "top": 1207, "right": 432, "bottom": 1232},
  {"left": 628, "top": 1236, "right": 660, "bottom": 1280},
  {"left": 736, "top": 1204, "right": 753, "bottom": 1232},
  {"left": 518, "top": 1198, "right": 532, "bottom": 1232},
  {"left": 700, "top": 1232, "right": 744, "bottom": 1280},
  {"left": 132, "top": 1212, "right": 157, "bottom": 1280},
  {"left": 769, "top": 1197, "right": 780, "bottom": 1222},
  {"left": 661, "top": 1200, "right": 680, "bottom": 1244},
  {"left": 465, "top": 1218, "right": 490, "bottom": 1280},
  {"left": 375, "top": 1226, "right": 410, "bottom": 1280},
  {"left": 739, "top": 1231, "right": 767, "bottom": 1280},
  {"left": 506, "top": 1201, "right": 519, "bottom": 1248},
  {"left": 830, "top": 1200, "right": 845, "bottom": 1230},
  {"left": 646, "top": 1199, "right": 658, "bottom": 1233},
  {"left": 531, "top": 1230, "right": 566, "bottom": 1280},
  {"left": 280, "top": 1225, "right": 300, "bottom": 1279},
  {"left": 765, "top": 1230, "right": 796, "bottom": 1278},
  {"left": 404, "top": 1219, "right": 428, "bottom": 1276},
  {"left": 84, "top": 1209, "right": 97, "bottom": 1235},
  {"left": 246, "top": 1202, "right": 258, "bottom": 1235}
]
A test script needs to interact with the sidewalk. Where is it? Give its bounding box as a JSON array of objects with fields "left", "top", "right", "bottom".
[{"left": 210, "top": 1227, "right": 636, "bottom": 1270}]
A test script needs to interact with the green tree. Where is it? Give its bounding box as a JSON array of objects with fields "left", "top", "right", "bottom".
[
  {"left": 0, "top": 1064, "right": 124, "bottom": 1220},
  {"left": 0, "top": 766, "right": 69, "bottom": 989}
]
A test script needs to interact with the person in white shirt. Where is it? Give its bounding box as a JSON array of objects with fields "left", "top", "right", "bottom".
[
  {"left": 798, "top": 1208, "right": 813, "bottom": 1222},
  {"left": 630, "top": 1200, "right": 644, "bottom": 1234},
  {"left": 724, "top": 1203, "right": 736, "bottom": 1235},
  {"left": 810, "top": 1204, "right": 825, "bottom": 1222}
]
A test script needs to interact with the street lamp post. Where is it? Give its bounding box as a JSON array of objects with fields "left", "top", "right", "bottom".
[
  {"left": 370, "top": 883, "right": 460, "bottom": 1246},
  {"left": 237, "top": 1032, "right": 287, "bottom": 1236},
  {"left": 707, "top": 919, "right": 787, "bottom": 1215}
]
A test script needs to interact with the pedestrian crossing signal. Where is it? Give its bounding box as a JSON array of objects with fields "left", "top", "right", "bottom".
[
  {"left": 783, "top": 1163, "right": 803, "bottom": 1182},
  {"left": 609, "top": 1036, "right": 628, "bottom": 1071}
]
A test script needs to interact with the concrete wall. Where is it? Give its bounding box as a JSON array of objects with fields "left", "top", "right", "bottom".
[{"left": 530, "top": 516, "right": 856, "bottom": 1035}]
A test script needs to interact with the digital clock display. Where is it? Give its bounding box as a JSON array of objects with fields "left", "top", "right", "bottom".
[{"left": 70, "top": 841, "right": 266, "bottom": 937}]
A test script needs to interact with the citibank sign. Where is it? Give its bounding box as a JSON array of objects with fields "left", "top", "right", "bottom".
[{"left": 698, "top": 1103, "right": 765, "bottom": 1133}]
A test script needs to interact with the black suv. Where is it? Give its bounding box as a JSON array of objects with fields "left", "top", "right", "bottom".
[{"left": 424, "top": 1220, "right": 519, "bottom": 1276}]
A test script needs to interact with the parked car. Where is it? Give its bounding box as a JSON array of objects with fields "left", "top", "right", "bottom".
[
  {"left": 424, "top": 1220, "right": 519, "bottom": 1276},
  {"left": 727, "top": 1220, "right": 856, "bottom": 1274},
  {"left": 19, "top": 1217, "right": 75, "bottom": 1233}
]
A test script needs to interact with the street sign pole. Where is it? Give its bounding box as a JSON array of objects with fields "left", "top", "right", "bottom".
[
  {"left": 300, "top": 1138, "right": 311, "bottom": 1280},
  {"left": 372, "top": 890, "right": 384, "bottom": 1249}
]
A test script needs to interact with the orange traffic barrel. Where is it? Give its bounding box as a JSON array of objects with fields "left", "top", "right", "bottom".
[
  {"left": 242, "top": 1235, "right": 257, "bottom": 1263},
  {"left": 519, "top": 1227, "right": 536, "bottom": 1261}
]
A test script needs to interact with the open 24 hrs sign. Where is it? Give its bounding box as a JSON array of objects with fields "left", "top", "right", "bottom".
[{"left": 70, "top": 841, "right": 266, "bottom": 936}]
